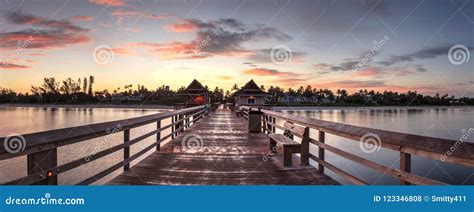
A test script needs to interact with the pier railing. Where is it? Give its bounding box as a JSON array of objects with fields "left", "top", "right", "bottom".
[
  {"left": 0, "top": 105, "right": 208, "bottom": 185},
  {"left": 241, "top": 106, "right": 474, "bottom": 185}
]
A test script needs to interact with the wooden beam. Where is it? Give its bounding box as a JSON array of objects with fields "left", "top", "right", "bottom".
[
  {"left": 400, "top": 152, "right": 411, "bottom": 185},
  {"left": 157, "top": 121, "right": 161, "bottom": 151},
  {"left": 27, "top": 148, "right": 57, "bottom": 185},
  {"left": 124, "top": 129, "right": 130, "bottom": 171},
  {"left": 318, "top": 131, "right": 325, "bottom": 173}
]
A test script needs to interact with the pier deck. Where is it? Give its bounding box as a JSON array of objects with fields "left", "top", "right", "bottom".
[{"left": 107, "top": 108, "right": 339, "bottom": 185}]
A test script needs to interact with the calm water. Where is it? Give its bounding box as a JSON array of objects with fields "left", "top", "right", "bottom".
[
  {"left": 278, "top": 107, "right": 474, "bottom": 185},
  {"left": 0, "top": 106, "right": 472, "bottom": 185},
  {"left": 0, "top": 107, "right": 172, "bottom": 185}
]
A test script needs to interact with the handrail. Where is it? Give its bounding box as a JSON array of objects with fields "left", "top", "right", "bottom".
[
  {"left": 262, "top": 109, "right": 474, "bottom": 166},
  {"left": 0, "top": 105, "right": 208, "bottom": 185},
  {"left": 245, "top": 106, "right": 474, "bottom": 185},
  {"left": 0, "top": 105, "right": 206, "bottom": 159}
]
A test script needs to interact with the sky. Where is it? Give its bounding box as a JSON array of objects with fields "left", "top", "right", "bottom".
[{"left": 0, "top": 0, "right": 473, "bottom": 96}]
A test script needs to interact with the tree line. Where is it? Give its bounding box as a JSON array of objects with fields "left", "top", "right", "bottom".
[{"left": 0, "top": 77, "right": 472, "bottom": 106}]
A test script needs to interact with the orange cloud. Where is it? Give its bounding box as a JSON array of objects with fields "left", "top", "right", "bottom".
[
  {"left": 89, "top": 0, "right": 126, "bottom": 6},
  {"left": 166, "top": 19, "right": 202, "bottom": 32},
  {"left": 134, "top": 41, "right": 212, "bottom": 60},
  {"left": 353, "top": 67, "right": 385, "bottom": 77},
  {"left": 242, "top": 68, "right": 293, "bottom": 76},
  {"left": 217, "top": 75, "right": 232, "bottom": 80},
  {"left": 70, "top": 16, "right": 94, "bottom": 22}
]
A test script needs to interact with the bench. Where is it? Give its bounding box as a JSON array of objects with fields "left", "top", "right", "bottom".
[{"left": 268, "top": 121, "right": 310, "bottom": 167}]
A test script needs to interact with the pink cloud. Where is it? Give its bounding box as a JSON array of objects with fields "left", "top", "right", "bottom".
[
  {"left": 166, "top": 19, "right": 202, "bottom": 32},
  {"left": 70, "top": 16, "right": 94, "bottom": 22},
  {"left": 110, "top": 10, "right": 173, "bottom": 24},
  {"left": 89, "top": 0, "right": 126, "bottom": 6},
  {"left": 353, "top": 67, "right": 386, "bottom": 77},
  {"left": 119, "top": 27, "right": 141, "bottom": 33},
  {"left": 0, "top": 62, "right": 30, "bottom": 69},
  {"left": 242, "top": 68, "right": 294, "bottom": 77}
]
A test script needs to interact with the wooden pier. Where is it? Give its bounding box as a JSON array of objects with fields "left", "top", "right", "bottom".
[
  {"left": 1, "top": 104, "right": 473, "bottom": 185},
  {"left": 108, "top": 108, "right": 338, "bottom": 185}
]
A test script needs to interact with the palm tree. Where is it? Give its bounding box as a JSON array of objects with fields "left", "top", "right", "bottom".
[
  {"left": 88, "top": 75, "right": 94, "bottom": 96},
  {"left": 231, "top": 84, "right": 239, "bottom": 91},
  {"left": 83, "top": 77, "right": 88, "bottom": 93}
]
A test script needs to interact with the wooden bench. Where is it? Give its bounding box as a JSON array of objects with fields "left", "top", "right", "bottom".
[{"left": 268, "top": 122, "right": 310, "bottom": 167}]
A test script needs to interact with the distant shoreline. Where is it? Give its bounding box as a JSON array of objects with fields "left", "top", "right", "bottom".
[
  {"left": 0, "top": 103, "right": 175, "bottom": 110},
  {"left": 273, "top": 105, "right": 471, "bottom": 110},
  {"left": 0, "top": 103, "right": 469, "bottom": 111}
]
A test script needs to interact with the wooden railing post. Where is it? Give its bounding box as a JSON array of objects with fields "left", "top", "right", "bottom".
[
  {"left": 301, "top": 128, "right": 310, "bottom": 166},
  {"left": 27, "top": 148, "right": 58, "bottom": 185},
  {"left": 171, "top": 116, "right": 176, "bottom": 139},
  {"left": 156, "top": 120, "right": 161, "bottom": 151},
  {"left": 272, "top": 117, "right": 276, "bottom": 133},
  {"left": 263, "top": 115, "right": 268, "bottom": 133},
  {"left": 400, "top": 152, "right": 411, "bottom": 185},
  {"left": 124, "top": 129, "right": 130, "bottom": 171},
  {"left": 318, "top": 131, "right": 325, "bottom": 173},
  {"left": 178, "top": 114, "right": 184, "bottom": 132}
]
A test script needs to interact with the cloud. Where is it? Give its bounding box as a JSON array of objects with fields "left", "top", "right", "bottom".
[
  {"left": 89, "top": 0, "right": 126, "bottom": 6},
  {"left": 166, "top": 19, "right": 209, "bottom": 32},
  {"left": 378, "top": 45, "right": 474, "bottom": 66},
  {"left": 319, "top": 80, "right": 386, "bottom": 88},
  {"left": 353, "top": 67, "right": 385, "bottom": 77},
  {"left": 0, "top": 12, "right": 90, "bottom": 50},
  {"left": 216, "top": 75, "right": 232, "bottom": 80},
  {"left": 242, "top": 68, "right": 294, "bottom": 76},
  {"left": 70, "top": 16, "right": 94, "bottom": 22},
  {"left": 275, "top": 77, "right": 307, "bottom": 85},
  {"left": 243, "top": 62, "right": 257, "bottom": 67},
  {"left": 110, "top": 10, "right": 173, "bottom": 24},
  {"left": 137, "top": 18, "right": 292, "bottom": 60},
  {"left": 242, "top": 67, "right": 308, "bottom": 86},
  {"left": 0, "top": 62, "right": 30, "bottom": 69},
  {"left": 5, "top": 12, "right": 87, "bottom": 33},
  {"left": 119, "top": 27, "right": 140, "bottom": 33},
  {"left": 248, "top": 48, "right": 306, "bottom": 64}
]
